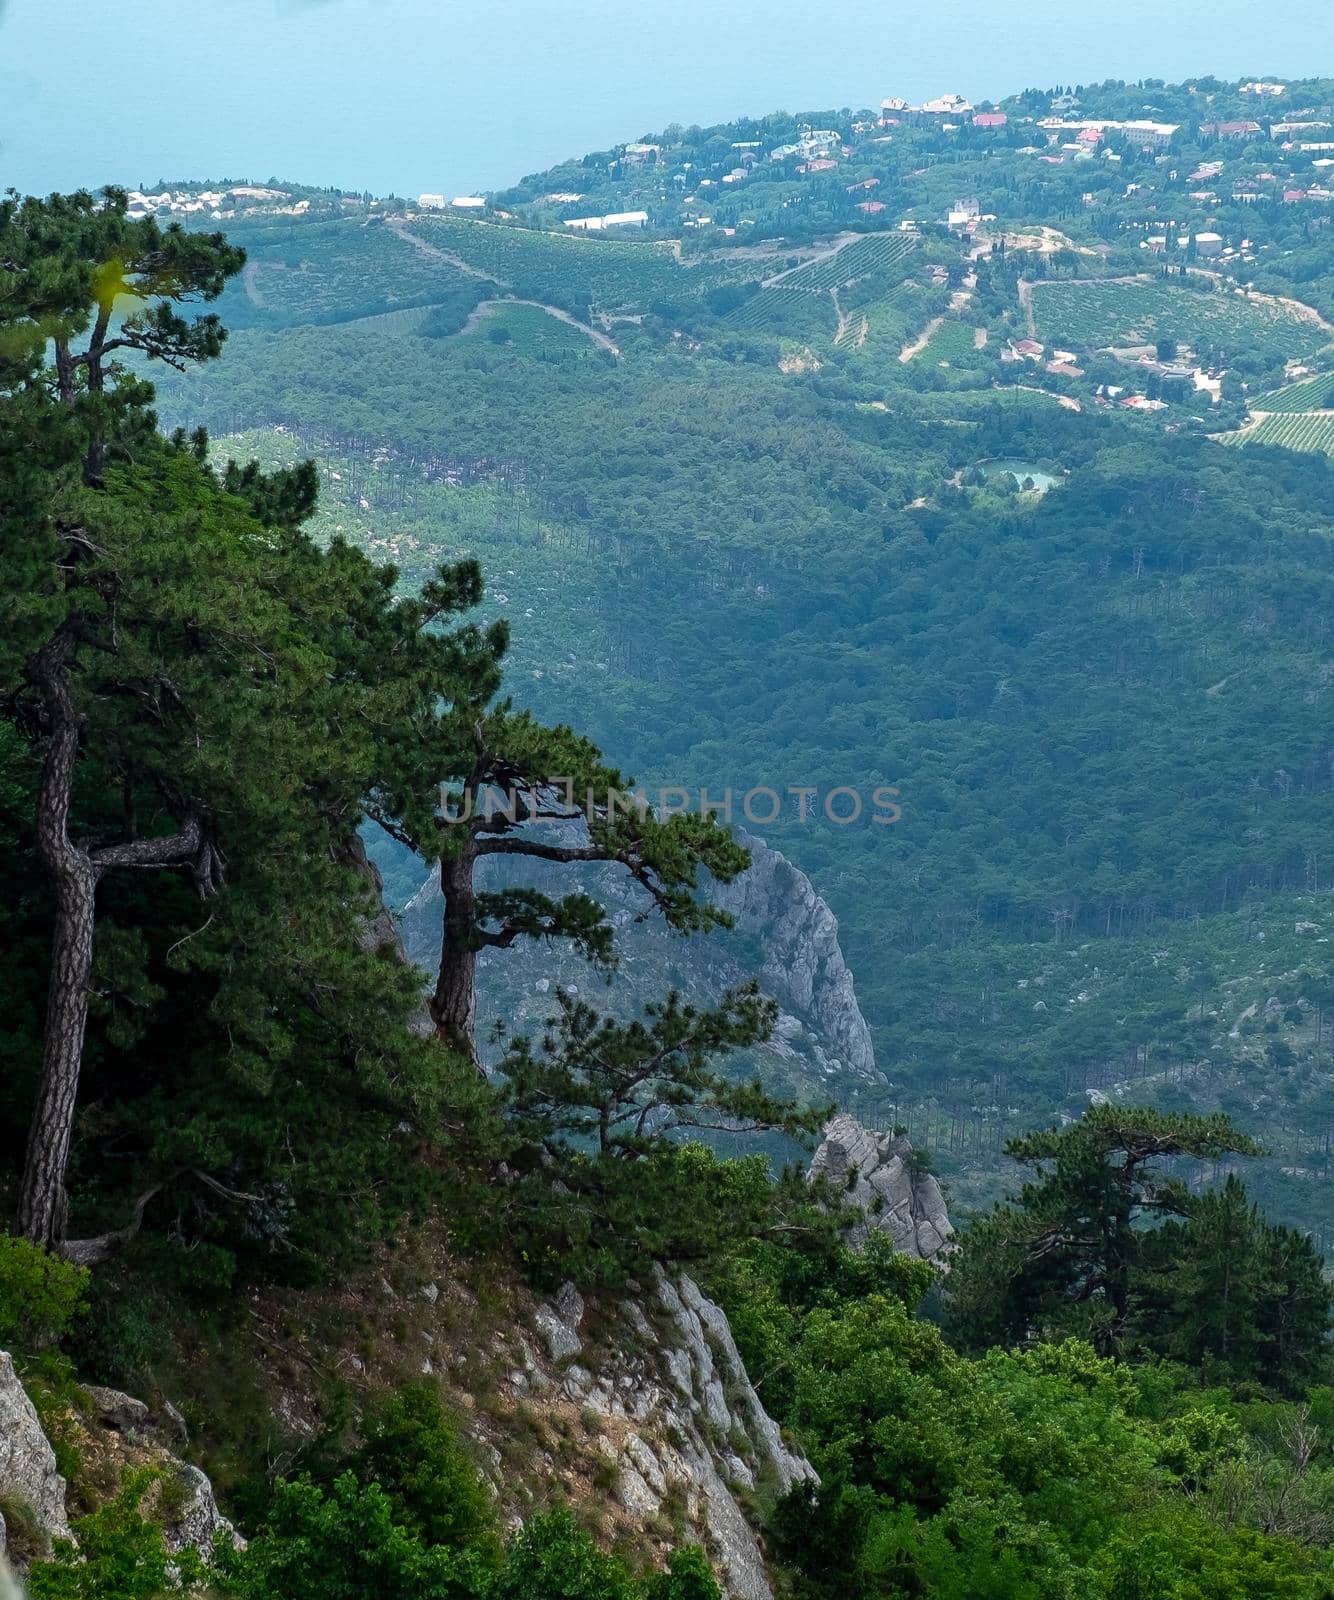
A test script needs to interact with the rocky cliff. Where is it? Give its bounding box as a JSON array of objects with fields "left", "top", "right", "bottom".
[
  {"left": 809, "top": 1114, "right": 955, "bottom": 1263},
  {"left": 399, "top": 828, "right": 879, "bottom": 1094},
  {"left": 0, "top": 1352, "right": 232, "bottom": 1571},
  {"left": 517, "top": 1272, "right": 815, "bottom": 1600},
  {"left": 191, "top": 1238, "right": 813, "bottom": 1600}
]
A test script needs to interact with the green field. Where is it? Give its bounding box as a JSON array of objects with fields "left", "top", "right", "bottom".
[
  {"left": 1031, "top": 277, "right": 1325, "bottom": 362},
  {"left": 725, "top": 284, "right": 837, "bottom": 336},
  {"left": 1252, "top": 370, "right": 1334, "bottom": 411},
  {"left": 920, "top": 316, "right": 988, "bottom": 367},
  {"left": 1222, "top": 411, "right": 1334, "bottom": 457}
]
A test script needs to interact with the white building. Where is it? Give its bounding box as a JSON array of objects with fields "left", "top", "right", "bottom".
[
  {"left": 451, "top": 196, "right": 486, "bottom": 209},
  {"left": 417, "top": 193, "right": 446, "bottom": 210},
  {"left": 563, "top": 210, "right": 649, "bottom": 233}
]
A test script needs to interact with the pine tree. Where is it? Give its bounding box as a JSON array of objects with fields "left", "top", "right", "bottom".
[
  {"left": 368, "top": 697, "right": 749, "bottom": 1066},
  {"left": 0, "top": 191, "right": 501, "bottom": 1257}
]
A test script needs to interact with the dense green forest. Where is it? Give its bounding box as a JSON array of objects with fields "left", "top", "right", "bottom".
[
  {"left": 6, "top": 73, "right": 1334, "bottom": 1600},
  {"left": 142, "top": 111, "right": 1334, "bottom": 1234}
]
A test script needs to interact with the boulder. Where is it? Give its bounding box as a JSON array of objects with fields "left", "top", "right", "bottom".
[
  {"left": 533, "top": 1281, "right": 584, "bottom": 1361},
  {"left": 161, "top": 1464, "right": 237, "bottom": 1562},
  {"left": 82, "top": 1385, "right": 150, "bottom": 1433}
]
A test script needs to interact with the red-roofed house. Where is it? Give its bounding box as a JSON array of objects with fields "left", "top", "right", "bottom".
[
  {"left": 1284, "top": 189, "right": 1308, "bottom": 202},
  {"left": 857, "top": 200, "right": 887, "bottom": 213},
  {"left": 846, "top": 177, "right": 881, "bottom": 193},
  {"left": 1201, "top": 120, "right": 1263, "bottom": 141},
  {"left": 799, "top": 159, "right": 837, "bottom": 174},
  {"left": 973, "top": 111, "right": 1008, "bottom": 129}
]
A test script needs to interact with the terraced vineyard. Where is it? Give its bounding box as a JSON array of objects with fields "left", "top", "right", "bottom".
[
  {"left": 409, "top": 216, "right": 741, "bottom": 311},
  {"left": 462, "top": 301, "right": 613, "bottom": 358},
  {"left": 920, "top": 316, "right": 989, "bottom": 367},
  {"left": 217, "top": 217, "right": 483, "bottom": 329},
  {"left": 1253, "top": 371, "right": 1334, "bottom": 411},
  {"left": 773, "top": 231, "right": 917, "bottom": 290},
  {"left": 1222, "top": 411, "right": 1334, "bottom": 457},
  {"left": 725, "top": 285, "right": 837, "bottom": 336},
  {"left": 1031, "top": 277, "right": 1326, "bottom": 362},
  {"left": 728, "top": 233, "right": 921, "bottom": 343}
]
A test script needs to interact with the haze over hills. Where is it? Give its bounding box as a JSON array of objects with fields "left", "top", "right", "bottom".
[{"left": 140, "top": 74, "right": 1334, "bottom": 1234}]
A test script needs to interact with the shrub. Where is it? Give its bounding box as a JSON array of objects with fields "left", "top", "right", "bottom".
[
  {"left": 25, "top": 1473, "right": 200, "bottom": 1600},
  {"left": 0, "top": 1236, "right": 87, "bottom": 1351},
  {"left": 352, "top": 1383, "right": 498, "bottom": 1559}
]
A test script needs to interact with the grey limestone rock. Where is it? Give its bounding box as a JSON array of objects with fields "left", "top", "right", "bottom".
[
  {"left": 0, "top": 1351, "right": 70, "bottom": 1551},
  {"left": 808, "top": 1113, "right": 954, "bottom": 1262}
]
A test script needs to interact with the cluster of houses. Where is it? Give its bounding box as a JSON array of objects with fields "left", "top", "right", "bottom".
[
  {"left": 417, "top": 194, "right": 487, "bottom": 211},
  {"left": 1005, "top": 336, "right": 1214, "bottom": 409},
  {"left": 124, "top": 185, "right": 312, "bottom": 220},
  {"left": 1036, "top": 118, "right": 1180, "bottom": 150}
]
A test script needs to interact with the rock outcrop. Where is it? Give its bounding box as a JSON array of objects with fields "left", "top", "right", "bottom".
[
  {"left": 808, "top": 1114, "right": 954, "bottom": 1263},
  {"left": 0, "top": 1355, "right": 233, "bottom": 1570},
  {"left": 398, "top": 827, "right": 878, "bottom": 1090},
  {"left": 516, "top": 1272, "right": 814, "bottom": 1600},
  {"left": 712, "top": 832, "right": 876, "bottom": 1079},
  {"left": 0, "top": 1351, "right": 71, "bottom": 1556}
]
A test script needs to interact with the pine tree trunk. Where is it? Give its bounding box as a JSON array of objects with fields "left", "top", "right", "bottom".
[
  {"left": 18, "top": 856, "right": 98, "bottom": 1248},
  {"left": 431, "top": 844, "right": 481, "bottom": 1070},
  {"left": 18, "top": 637, "right": 97, "bottom": 1249}
]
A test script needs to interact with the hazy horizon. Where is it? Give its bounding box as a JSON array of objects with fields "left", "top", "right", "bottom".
[{"left": 1, "top": 0, "right": 1325, "bottom": 200}]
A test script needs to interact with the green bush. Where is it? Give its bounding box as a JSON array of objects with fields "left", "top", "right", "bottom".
[
  {"left": 212, "top": 1474, "right": 485, "bottom": 1600},
  {"left": 26, "top": 1473, "right": 201, "bottom": 1600},
  {"left": 352, "top": 1383, "right": 498, "bottom": 1559},
  {"left": 0, "top": 1236, "right": 87, "bottom": 1351}
]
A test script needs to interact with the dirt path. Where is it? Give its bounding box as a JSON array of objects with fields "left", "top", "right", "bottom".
[
  {"left": 242, "top": 260, "right": 267, "bottom": 309},
  {"left": 899, "top": 316, "right": 942, "bottom": 363},
  {"left": 1016, "top": 278, "right": 1037, "bottom": 339},
  {"left": 458, "top": 297, "right": 620, "bottom": 355},
  {"left": 832, "top": 287, "right": 853, "bottom": 346},
  {"left": 389, "top": 222, "right": 507, "bottom": 286},
  {"left": 763, "top": 232, "right": 860, "bottom": 288}
]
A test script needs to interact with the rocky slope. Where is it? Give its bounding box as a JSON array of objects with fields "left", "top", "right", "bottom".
[
  {"left": 519, "top": 1273, "right": 815, "bottom": 1600},
  {"left": 198, "top": 1242, "right": 812, "bottom": 1600},
  {"left": 399, "top": 828, "right": 879, "bottom": 1095},
  {"left": 0, "top": 1353, "right": 232, "bottom": 1569}
]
